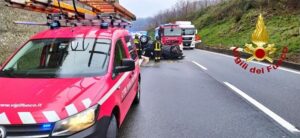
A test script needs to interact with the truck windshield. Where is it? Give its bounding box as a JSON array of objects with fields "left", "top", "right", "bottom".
[
  {"left": 164, "top": 28, "right": 182, "bottom": 36},
  {"left": 183, "top": 28, "right": 196, "bottom": 35},
  {"left": 0, "top": 38, "right": 111, "bottom": 78}
]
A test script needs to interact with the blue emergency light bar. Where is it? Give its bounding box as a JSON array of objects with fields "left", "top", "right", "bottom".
[
  {"left": 40, "top": 123, "right": 53, "bottom": 131},
  {"left": 49, "top": 21, "right": 61, "bottom": 29},
  {"left": 100, "top": 22, "right": 109, "bottom": 29}
]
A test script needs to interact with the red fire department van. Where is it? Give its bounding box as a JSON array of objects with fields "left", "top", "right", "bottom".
[
  {"left": 1, "top": 0, "right": 139, "bottom": 137},
  {"left": 0, "top": 24, "right": 141, "bottom": 138}
]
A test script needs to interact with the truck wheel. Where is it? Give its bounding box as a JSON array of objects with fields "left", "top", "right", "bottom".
[
  {"left": 134, "top": 81, "right": 141, "bottom": 104},
  {"left": 106, "top": 115, "right": 118, "bottom": 138}
]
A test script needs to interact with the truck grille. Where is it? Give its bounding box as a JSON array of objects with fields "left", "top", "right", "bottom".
[
  {"left": 3, "top": 124, "right": 53, "bottom": 138},
  {"left": 183, "top": 42, "right": 192, "bottom": 46},
  {"left": 183, "top": 37, "right": 193, "bottom": 41},
  {"left": 165, "top": 40, "right": 180, "bottom": 45}
]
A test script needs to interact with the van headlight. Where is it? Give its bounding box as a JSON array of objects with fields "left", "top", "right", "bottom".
[{"left": 52, "top": 105, "right": 98, "bottom": 136}]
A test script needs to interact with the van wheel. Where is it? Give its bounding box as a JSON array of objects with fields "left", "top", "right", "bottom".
[
  {"left": 134, "top": 81, "right": 141, "bottom": 104},
  {"left": 106, "top": 115, "right": 118, "bottom": 138}
]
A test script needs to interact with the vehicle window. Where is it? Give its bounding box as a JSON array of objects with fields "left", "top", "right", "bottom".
[
  {"left": 0, "top": 38, "right": 111, "bottom": 78},
  {"left": 125, "top": 36, "right": 137, "bottom": 60},
  {"left": 163, "top": 28, "right": 182, "bottom": 36},
  {"left": 113, "top": 39, "right": 127, "bottom": 78},
  {"left": 17, "top": 43, "right": 44, "bottom": 70},
  {"left": 183, "top": 28, "right": 196, "bottom": 35}
]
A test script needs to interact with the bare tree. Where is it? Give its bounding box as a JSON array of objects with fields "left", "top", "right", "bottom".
[{"left": 147, "top": 0, "right": 224, "bottom": 30}]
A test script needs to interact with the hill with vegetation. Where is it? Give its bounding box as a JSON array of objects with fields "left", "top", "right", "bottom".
[
  {"left": 147, "top": 0, "right": 300, "bottom": 63},
  {"left": 192, "top": 0, "right": 300, "bottom": 62}
]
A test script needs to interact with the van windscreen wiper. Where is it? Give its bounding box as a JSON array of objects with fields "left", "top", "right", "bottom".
[{"left": 1, "top": 68, "right": 16, "bottom": 77}]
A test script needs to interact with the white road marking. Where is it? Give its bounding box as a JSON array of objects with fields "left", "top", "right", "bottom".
[
  {"left": 82, "top": 98, "right": 92, "bottom": 108},
  {"left": 224, "top": 81, "right": 300, "bottom": 133},
  {"left": 65, "top": 104, "right": 78, "bottom": 116},
  {"left": 98, "top": 72, "right": 130, "bottom": 105},
  {"left": 18, "top": 112, "right": 36, "bottom": 124},
  {"left": 0, "top": 112, "right": 11, "bottom": 124},
  {"left": 198, "top": 49, "right": 234, "bottom": 59},
  {"left": 198, "top": 49, "right": 300, "bottom": 75},
  {"left": 192, "top": 61, "right": 208, "bottom": 70},
  {"left": 43, "top": 111, "right": 60, "bottom": 122},
  {"left": 254, "top": 61, "right": 300, "bottom": 75}
]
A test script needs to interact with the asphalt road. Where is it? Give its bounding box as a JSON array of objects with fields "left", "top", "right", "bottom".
[{"left": 118, "top": 49, "right": 300, "bottom": 138}]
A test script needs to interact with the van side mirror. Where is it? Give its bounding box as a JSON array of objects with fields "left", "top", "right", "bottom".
[{"left": 115, "top": 59, "right": 135, "bottom": 73}]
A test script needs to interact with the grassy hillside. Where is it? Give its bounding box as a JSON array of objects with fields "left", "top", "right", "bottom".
[{"left": 191, "top": 0, "right": 300, "bottom": 62}]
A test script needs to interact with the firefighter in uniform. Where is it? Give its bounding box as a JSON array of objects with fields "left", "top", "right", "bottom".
[
  {"left": 154, "top": 36, "right": 162, "bottom": 62},
  {"left": 134, "top": 34, "right": 142, "bottom": 58}
]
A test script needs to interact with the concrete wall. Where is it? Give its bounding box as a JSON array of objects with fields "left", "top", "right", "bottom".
[{"left": 0, "top": 1, "right": 47, "bottom": 64}]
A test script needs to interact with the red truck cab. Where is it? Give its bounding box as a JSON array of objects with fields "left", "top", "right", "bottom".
[
  {"left": 155, "top": 24, "right": 184, "bottom": 59},
  {"left": 0, "top": 26, "right": 141, "bottom": 138},
  {"left": 155, "top": 24, "right": 183, "bottom": 48}
]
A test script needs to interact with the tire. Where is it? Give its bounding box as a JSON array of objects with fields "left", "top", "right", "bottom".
[
  {"left": 134, "top": 80, "right": 141, "bottom": 104},
  {"left": 179, "top": 56, "right": 185, "bottom": 60},
  {"left": 106, "top": 115, "right": 118, "bottom": 138}
]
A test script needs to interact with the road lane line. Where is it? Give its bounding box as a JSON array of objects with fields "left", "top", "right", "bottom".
[
  {"left": 224, "top": 81, "right": 300, "bottom": 133},
  {"left": 192, "top": 61, "right": 207, "bottom": 70},
  {"left": 197, "top": 49, "right": 300, "bottom": 75},
  {"left": 254, "top": 61, "right": 300, "bottom": 75}
]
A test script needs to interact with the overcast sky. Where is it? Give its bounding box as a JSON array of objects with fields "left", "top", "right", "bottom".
[{"left": 119, "top": 0, "right": 179, "bottom": 18}]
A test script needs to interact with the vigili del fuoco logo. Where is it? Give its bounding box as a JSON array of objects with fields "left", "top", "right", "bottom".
[{"left": 232, "top": 14, "right": 288, "bottom": 74}]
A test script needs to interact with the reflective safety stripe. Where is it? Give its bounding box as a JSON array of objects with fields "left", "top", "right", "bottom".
[
  {"left": 82, "top": 98, "right": 92, "bottom": 109},
  {"left": 99, "top": 72, "right": 130, "bottom": 105},
  {"left": 154, "top": 42, "right": 161, "bottom": 51},
  {"left": 18, "top": 112, "right": 36, "bottom": 124},
  {"left": 0, "top": 112, "right": 11, "bottom": 124},
  {"left": 43, "top": 111, "right": 60, "bottom": 122},
  {"left": 134, "top": 39, "right": 139, "bottom": 44},
  {"left": 65, "top": 104, "right": 78, "bottom": 116}
]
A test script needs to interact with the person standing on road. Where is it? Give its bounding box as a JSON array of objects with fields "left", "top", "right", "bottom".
[
  {"left": 134, "top": 34, "right": 142, "bottom": 58},
  {"left": 154, "top": 36, "right": 162, "bottom": 62},
  {"left": 140, "top": 39, "right": 153, "bottom": 66}
]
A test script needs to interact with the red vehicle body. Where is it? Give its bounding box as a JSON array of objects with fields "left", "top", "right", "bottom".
[
  {"left": 0, "top": 26, "right": 141, "bottom": 138},
  {"left": 155, "top": 24, "right": 183, "bottom": 47}
]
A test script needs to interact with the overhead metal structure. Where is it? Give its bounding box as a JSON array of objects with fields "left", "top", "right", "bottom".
[{"left": 5, "top": 0, "right": 136, "bottom": 21}]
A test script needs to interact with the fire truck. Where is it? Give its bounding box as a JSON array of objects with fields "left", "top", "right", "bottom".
[
  {"left": 155, "top": 24, "right": 184, "bottom": 59},
  {"left": 0, "top": 0, "right": 140, "bottom": 138}
]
